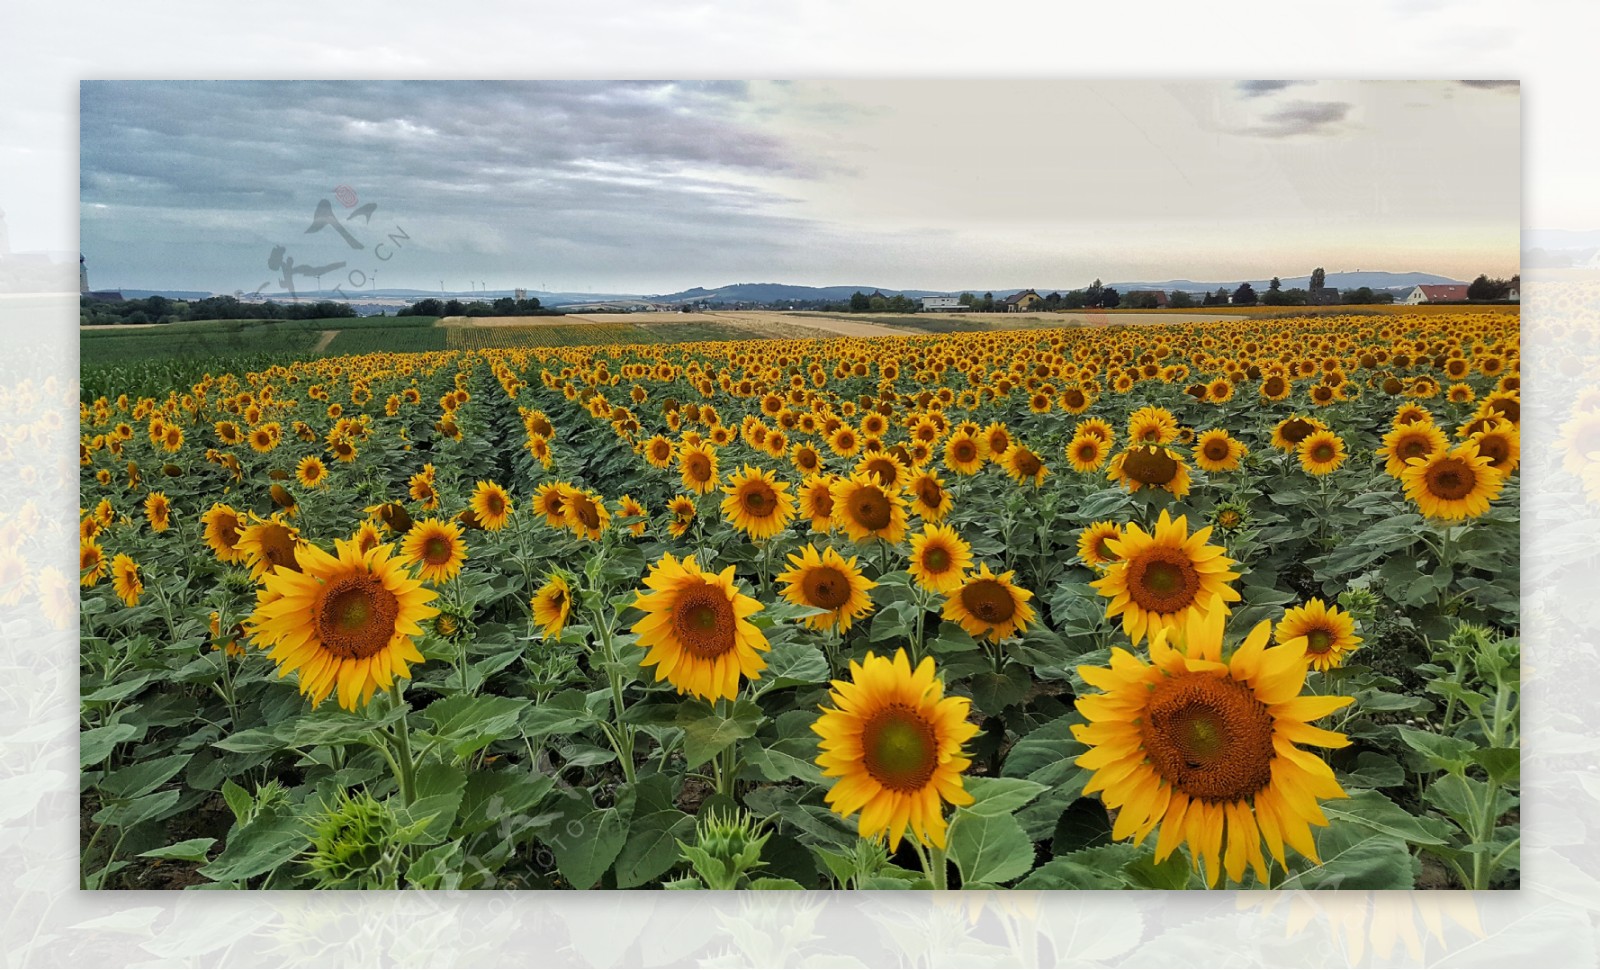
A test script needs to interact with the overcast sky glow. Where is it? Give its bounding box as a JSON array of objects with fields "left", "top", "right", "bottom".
[{"left": 77, "top": 79, "right": 1520, "bottom": 295}]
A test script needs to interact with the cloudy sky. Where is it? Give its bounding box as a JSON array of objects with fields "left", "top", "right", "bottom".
[{"left": 78, "top": 79, "right": 1519, "bottom": 295}]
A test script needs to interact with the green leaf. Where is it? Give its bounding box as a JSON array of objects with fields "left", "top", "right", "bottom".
[
  {"left": 220, "top": 779, "right": 252, "bottom": 824},
  {"left": 968, "top": 663, "right": 1032, "bottom": 716},
  {"left": 960, "top": 777, "right": 1048, "bottom": 817},
  {"left": 614, "top": 775, "right": 695, "bottom": 889},
  {"left": 403, "top": 762, "right": 466, "bottom": 844},
  {"left": 748, "top": 877, "right": 806, "bottom": 890},
  {"left": 755, "top": 640, "right": 829, "bottom": 692},
  {"left": 948, "top": 809, "right": 1035, "bottom": 886},
  {"left": 92, "top": 789, "right": 182, "bottom": 829},
  {"left": 420, "top": 694, "right": 530, "bottom": 760},
  {"left": 676, "top": 698, "right": 763, "bottom": 771},
  {"left": 1122, "top": 848, "right": 1195, "bottom": 890},
  {"left": 743, "top": 743, "right": 825, "bottom": 785},
  {"left": 1322, "top": 789, "right": 1453, "bottom": 846},
  {"left": 1424, "top": 774, "right": 1517, "bottom": 837},
  {"left": 80, "top": 723, "right": 140, "bottom": 766},
  {"left": 1277, "top": 826, "right": 1418, "bottom": 890},
  {"left": 211, "top": 727, "right": 282, "bottom": 755},
  {"left": 551, "top": 802, "right": 628, "bottom": 889},
  {"left": 1393, "top": 726, "right": 1475, "bottom": 774},
  {"left": 455, "top": 771, "right": 556, "bottom": 838},
  {"left": 1475, "top": 746, "right": 1520, "bottom": 786},
  {"left": 1336, "top": 752, "right": 1406, "bottom": 789},
  {"left": 1016, "top": 843, "right": 1139, "bottom": 889},
  {"left": 198, "top": 812, "right": 309, "bottom": 884},
  {"left": 139, "top": 838, "right": 216, "bottom": 863},
  {"left": 521, "top": 689, "right": 594, "bottom": 739},
  {"left": 98, "top": 753, "right": 191, "bottom": 801},
  {"left": 1051, "top": 797, "right": 1113, "bottom": 855}
]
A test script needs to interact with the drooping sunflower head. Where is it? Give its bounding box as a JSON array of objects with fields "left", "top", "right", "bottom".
[
  {"left": 80, "top": 537, "right": 107, "bottom": 587},
  {"left": 470, "top": 480, "right": 513, "bottom": 531},
  {"left": 1194, "top": 429, "right": 1245, "bottom": 474},
  {"left": 831, "top": 473, "right": 909, "bottom": 545},
  {"left": 1400, "top": 441, "right": 1506, "bottom": 521},
  {"left": 351, "top": 519, "right": 385, "bottom": 558},
  {"left": 1108, "top": 445, "right": 1192, "bottom": 498},
  {"left": 720, "top": 465, "right": 797, "bottom": 541},
  {"left": 1392, "top": 402, "right": 1433, "bottom": 427},
  {"left": 1376, "top": 422, "right": 1448, "bottom": 479},
  {"left": 1090, "top": 509, "right": 1241, "bottom": 645},
  {"left": 532, "top": 573, "right": 573, "bottom": 639},
  {"left": 943, "top": 561, "right": 1036, "bottom": 642},
  {"left": 1001, "top": 444, "right": 1048, "bottom": 487},
  {"left": 1296, "top": 429, "right": 1347, "bottom": 476},
  {"left": 776, "top": 543, "right": 877, "bottom": 633},
  {"left": 1072, "top": 610, "right": 1352, "bottom": 886},
  {"left": 1270, "top": 415, "right": 1325, "bottom": 453},
  {"left": 1468, "top": 419, "right": 1521, "bottom": 475},
  {"left": 144, "top": 491, "right": 172, "bottom": 532},
  {"left": 1066, "top": 432, "right": 1111, "bottom": 473},
  {"left": 532, "top": 481, "right": 570, "bottom": 528},
  {"left": 401, "top": 517, "right": 467, "bottom": 585},
  {"left": 667, "top": 494, "right": 698, "bottom": 539},
  {"left": 1276, "top": 598, "right": 1362, "bottom": 672},
  {"left": 247, "top": 538, "right": 440, "bottom": 710},
  {"left": 812, "top": 649, "right": 979, "bottom": 851},
  {"left": 798, "top": 474, "right": 839, "bottom": 532},
  {"left": 908, "top": 523, "right": 974, "bottom": 593},
  {"left": 559, "top": 485, "right": 612, "bottom": 541},
  {"left": 236, "top": 512, "right": 304, "bottom": 581},
  {"left": 1077, "top": 520, "right": 1123, "bottom": 571},
  {"left": 616, "top": 494, "right": 648, "bottom": 536},
  {"left": 856, "top": 452, "right": 908, "bottom": 492},
  {"left": 201, "top": 502, "right": 248, "bottom": 564},
  {"left": 111, "top": 553, "right": 142, "bottom": 607},
  {"left": 631, "top": 553, "right": 769, "bottom": 702}
]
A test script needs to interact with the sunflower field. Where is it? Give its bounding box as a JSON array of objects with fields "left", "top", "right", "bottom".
[{"left": 78, "top": 309, "right": 1520, "bottom": 891}]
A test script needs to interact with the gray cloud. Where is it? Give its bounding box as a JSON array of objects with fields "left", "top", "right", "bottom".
[
  {"left": 1245, "top": 100, "right": 1353, "bottom": 138},
  {"left": 1459, "top": 79, "right": 1520, "bottom": 91},
  {"left": 1236, "top": 80, "right": 1312, "bottom": 98}
]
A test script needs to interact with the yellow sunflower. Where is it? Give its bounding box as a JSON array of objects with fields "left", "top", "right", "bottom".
[
  {"left": 907, "top": 469, "right": 952, "bottom": 523},
  {"left": 680, "top": 442, "right": 720, "bottom": 495},
  {"left": 831, "top": 473, "right": 909, "bottom": 545},
  {"left": 1001, "top": 444, "right": 1049, "bottom": 487},
  {"left": 1107, "top": 445, "right": 1192, "bottom": 499},
  {"left": 1066, "top": 432, "right": 1111, "bottom": 473},
  {"left": 1468, "top": 419, "right": 1520, "bottom": 476},
  {"left": 812, "top": 649, "right": 979, "bottom": 851},
  {"left": 1072, "top": 609, "right": 1352, "bottom": 886},
  {"left": 201, "top": 502, "right": 248, "bottom": 564},
  {"left": 1270, "top": 415, "right": 1326, "bottom": 454},
  {"left": 1128, "top": 406, "right": 1179, "bottom": 446},
  {"left": 643, "top": 434, "right": 675, "bottom": 469},
  {"left": 1297, "top": 430, "right": 1347, "bottom": 476},
  {"left": 856, "top": 452, "right": 909, "bottom": 491},
  {"left": 470, "top": 480, "right": 513, "bottom": 531},
  {"left": 1400, "top": 442, "right": 1506, "bottom": 521},
  {"left": 1077, "top": 521, "right": 1123, "bottom": 570},
  {"left": 667, "top": 494, "right": 698, "bottom": 539},
  {"left": 1376, "top": 422, "right": 1448, "bottom": 478},
  {"left": 561, "top": 485, "right": 612, "bottom": 540},
  {"left": 80, "top": 537, "right": 108, "bottom": 587},
  {"left": 942, "top": 432, "right": 987, "bottom": 476},
  {"left": 632, "top": 553, "right": 769, "bottom": 702},
  {"left": 533, "top": 481, "right": 570, "bottom": 528},
  {"left": 235, "top": 512, "right": 304, "bottom": 580},
  {"left": 776, "top": 544, "right": 877, "bottom": 633},
  {"left": 145, "top": 491, "right": 172, "bottom": 532},
  {"left": 720, "top": 465, "right": 797, "bottom": 541},
  {"left": 1194, "top": 430, "right": 1246, "bottom": 473},
  {"left": 616, "top": 494, "right": 648, "bottom": 536},
  {"left": 401, "top": 517, "right": 467, "bottom": 585},
  {"left": 532, "top": 573, "right": 574, "bottom": 639},
  {"left": 1090, "top": 509, "right": 1241, "bottom": 645},
  {"left": 1276, "top": 598, "right": 1362, "bottom": 672},
  {"left": 111, "top": 553, "right": 143, "bottom": 607},
  {"left": 351, "top": 519, "right": 385, "bottom": 558},
  {"left": 296, "top": 454, "right": 329, "bottom": 489},
  {"left": 247, "top": 538, "right": 440, "bottom": 710},
  {"left": 908, "top": 523, "right": 973, "bottom": 593},
  {"left": 943, "top": 562, "right": 1036, "bottom": 642}
]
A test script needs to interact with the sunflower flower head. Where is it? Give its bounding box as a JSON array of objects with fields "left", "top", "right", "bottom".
[{"left": 631, "top": 553, "right": 769, "bottom": 702}]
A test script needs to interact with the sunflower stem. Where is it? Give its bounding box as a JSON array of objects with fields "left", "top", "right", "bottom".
[
  {"left": 390, "top": 686, "right": 418, "bottom": 807},
  {"left": 593, "top": 604, "right": 637, "bottom": 785}
]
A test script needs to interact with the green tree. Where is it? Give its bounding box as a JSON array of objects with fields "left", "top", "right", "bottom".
[
  {"left": 1167, "top": 290, "right": 1196, "bottom": 308},
  {"left": 849, "top": 291, "right": 870, "bottom": 312},
  {"left": 1232, "top": 282, "right": 1258, "bottom": 305}
]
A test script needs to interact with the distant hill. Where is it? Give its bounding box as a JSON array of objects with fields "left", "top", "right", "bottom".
[
  {"left": 1106, "top": 271, "right": 1464, "bottom": 294},
  {"left": 647, "top": 282, "right": 947, "bottom": 304},
  {"left": 116, "top": 289, "right": 215, "bottom": 300}
]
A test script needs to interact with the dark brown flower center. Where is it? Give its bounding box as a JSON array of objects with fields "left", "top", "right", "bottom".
[
  {"left": 1203, "top": 440, "right": 1230, "bottom": 461},
  {"left": 1126, "top": 547, "right": 1202, "bottom": 615},
  {"left": 847, "top": 486, "right": 892, "bottom": 531},
  {"left": 423, "top": 535, "right": 452, "bottom": 564},
  {"left": 1424, "top": 458, "right": 1476, "bottom": 500},
  {"left": 1123, "top": 447, "right": 1178, "bottom": 486},
  {"left": 741, "top": 481, "right": 776, "bottom": 515},
  {"left": 673, "top": 584, "right": 737, "bottom": 659},
  {"left": 860, "top": 704, "right": 939, "bottom": 793},
  {"left": 961, "top": 578, "right": 1016, "bottom": 624},
  {"left": 802, "top": 566, "right": 852, "bottom": 609},
  {"left": 923, "top": 547, "right": 951, "bottom": 572},
  {"left": 1140, "top": 673, "right": 1275, "bottom": 803},
  {"left": 316, "top": 574, "right": 399, "bottom": 660}
]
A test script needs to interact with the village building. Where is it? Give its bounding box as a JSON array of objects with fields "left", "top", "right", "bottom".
[
  {"left": 1402, "top": 284, "right": 1470, "bottom": 305},
  {"left": 1002, "top": 289, "right": 1042, "bottom": 312}
]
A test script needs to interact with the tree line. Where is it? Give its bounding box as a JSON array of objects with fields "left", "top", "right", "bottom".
[
  {"left": 81, "top": 295, "right": 358, "bottom": 326},
  {"left": 396, "top": 297, "right": 558, "bottom": 318}
]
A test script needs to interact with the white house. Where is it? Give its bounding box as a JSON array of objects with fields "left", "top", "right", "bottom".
[
  {"left": 921, "top": 296, "right": 966, "bottom": 312},
  {"left": 1402, "top": 284, "right": 1471, "bottom": 305}
]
